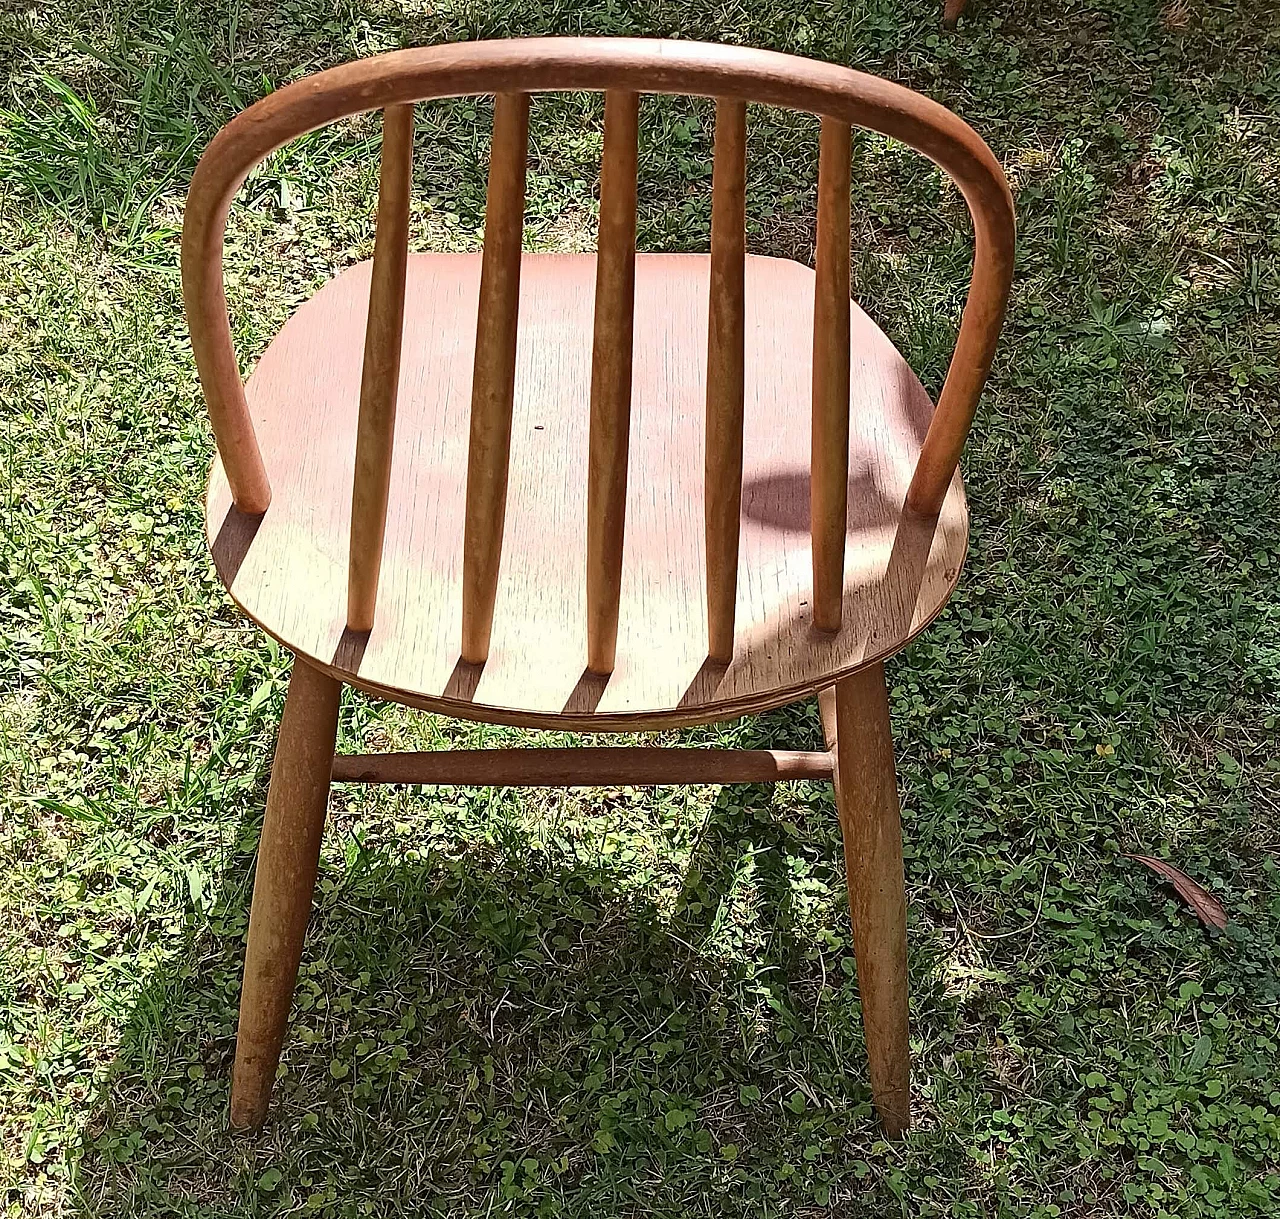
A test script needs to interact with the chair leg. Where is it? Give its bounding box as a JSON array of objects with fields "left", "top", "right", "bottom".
[
  {"left": 229, "top": 658, "right": 341, "bottom": 1131},
  {"left": 828, "top": 663, "right": 911, "bottom": 1137}
]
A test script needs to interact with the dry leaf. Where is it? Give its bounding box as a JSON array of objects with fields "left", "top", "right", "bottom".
[
  {"left": 1125, "top": 855, "right": 1228, "bottom": 930},
  {"left": 1162, "top": 1, "right": 1192, "bottom": 32}
]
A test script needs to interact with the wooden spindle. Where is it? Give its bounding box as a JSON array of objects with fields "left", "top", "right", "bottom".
[
  {"left": 811, "top": 117, "right": 852, "bottom": 634},
  {"left": 460, "top": 92, "right": 531, "bottom": 664},
  {"left": 704, "top": 98, "right": 748, "bottom": 665},
  {"left": 586, "top": 89, "right": 640, "bottom": 675},
  {"left": 347, "top": 103, "right": 415, "bottom": 633},
  {"left": 332, "top": 746, "right": 834, "bottom": 786}
]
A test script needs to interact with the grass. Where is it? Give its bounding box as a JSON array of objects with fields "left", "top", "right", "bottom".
[{"left": 1, "top": 0, "right": 1279, "bottom": 1215}]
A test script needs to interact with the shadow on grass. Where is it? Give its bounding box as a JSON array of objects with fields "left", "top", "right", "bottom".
[{"left": 66, "top": 706, "right": 938, "bottom": 1214}]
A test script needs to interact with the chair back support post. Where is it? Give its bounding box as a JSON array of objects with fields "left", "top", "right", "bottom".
[
  {"left": 585, "top": 89, "right": 640, "bottom": 675},
  {"left": 810, "top": 118, "right": 853, "bottom": 634},
  {"left": 903, "top": 243, "right": 1009, "bottom": 515},
  {"left": 182, "top": 179, "right": 274, "bottom": 516},
  {"left": 182, "top": 39, "right": 1014, "bottom": 664},
  {"left": 347, "top": 103, "right": 416, "bottom": 632},
  {"left": 460, "top": 91, "right": 531, "bottom": 664},
  {"left": 704, "top": 98, "right": 748, "bottom": 664}
]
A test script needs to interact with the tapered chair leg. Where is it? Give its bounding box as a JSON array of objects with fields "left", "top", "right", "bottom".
[
  {"left": 229, "top": 658, "right": 341, "bottom": 1131},
  {"left": 825, "top": 664, "right": 911, "bottom": 1137}
]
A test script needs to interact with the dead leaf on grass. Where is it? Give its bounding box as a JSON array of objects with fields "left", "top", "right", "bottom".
[{"left": 1125, "top": 855, "right": 1228, "bottom": 930}]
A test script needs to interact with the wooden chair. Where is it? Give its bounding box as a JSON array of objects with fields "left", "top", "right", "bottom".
[{"left": 182, "top": 37, "right": 1014, "bottom": 1138}]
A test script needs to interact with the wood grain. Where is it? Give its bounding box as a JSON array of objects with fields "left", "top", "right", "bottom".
[
  {"left": 461, "top": 92, "right": 531, "bottom": 663},
  {"left": 206, "top": 251, "right": 968, "bottom": 731},
  {"left": 586, "top": 90, "right": 640, "bottom": 674},
  {"left": 817, "top": 684, "right": 837, "bottom": 750},
  {"left": 184, "top": 37, "right": 1014, "bottom": 552},
  {"left": 332, "top": 746, "right": 833, "bottom": 785},
  {"left": 832, "top": 662, "right": 910, "bottom": 1137},
  {"left": 811, "top": 118, "right": 852, "bottom": 633},
  {"left": 347, "top": 103, "right": 415, "bottom": 632},
  {"left": 229, "top": 659, "right": 340, "bottom": 1130},
  {"left": 704, "top": 98, "right": 748, "bottom": 663},
  {"left": 185, "top": 41, "right": 1020, "bottom": 1147}
]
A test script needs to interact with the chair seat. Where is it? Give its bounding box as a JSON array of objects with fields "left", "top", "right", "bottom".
[{"left": 206, "top": 252, "right": 967, "bottom": 729}]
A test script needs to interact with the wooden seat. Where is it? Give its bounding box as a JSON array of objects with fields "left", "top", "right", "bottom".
[
  {"left": 207, "top": 251, "right": 967, "bottom": 729},
  {"left": 182, "top": 37, "right": 1014, "bottom": 1140}
]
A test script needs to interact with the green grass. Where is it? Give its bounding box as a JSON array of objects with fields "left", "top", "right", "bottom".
[{"left": 2, "top": 0, "right": 1279, "bottom": 1215}]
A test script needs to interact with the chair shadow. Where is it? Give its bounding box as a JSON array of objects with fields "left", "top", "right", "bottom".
[
  {"left": 66, "top": 701, "right": 907, "bottom": 1213},
  {"left": 740, "top": 463, "right": 889, "bottom": 536}
]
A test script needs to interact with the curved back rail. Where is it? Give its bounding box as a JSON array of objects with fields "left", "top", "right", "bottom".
[{"left": 182, "top": 37, "right": 1014, "bottom": 675}]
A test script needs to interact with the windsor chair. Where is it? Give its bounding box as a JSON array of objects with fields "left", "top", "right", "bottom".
[{"left": 182, "top": 37, "right": 1014, "bottom": 1138}]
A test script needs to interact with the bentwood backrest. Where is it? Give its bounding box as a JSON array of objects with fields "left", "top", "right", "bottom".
[{"left": 181, "top": 37, "right": 1015, "bottom": 677}]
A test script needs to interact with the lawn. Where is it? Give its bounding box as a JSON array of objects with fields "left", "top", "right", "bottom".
[{"left": 2, "top": 0, "right": 1278, "bottom": 1216}]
